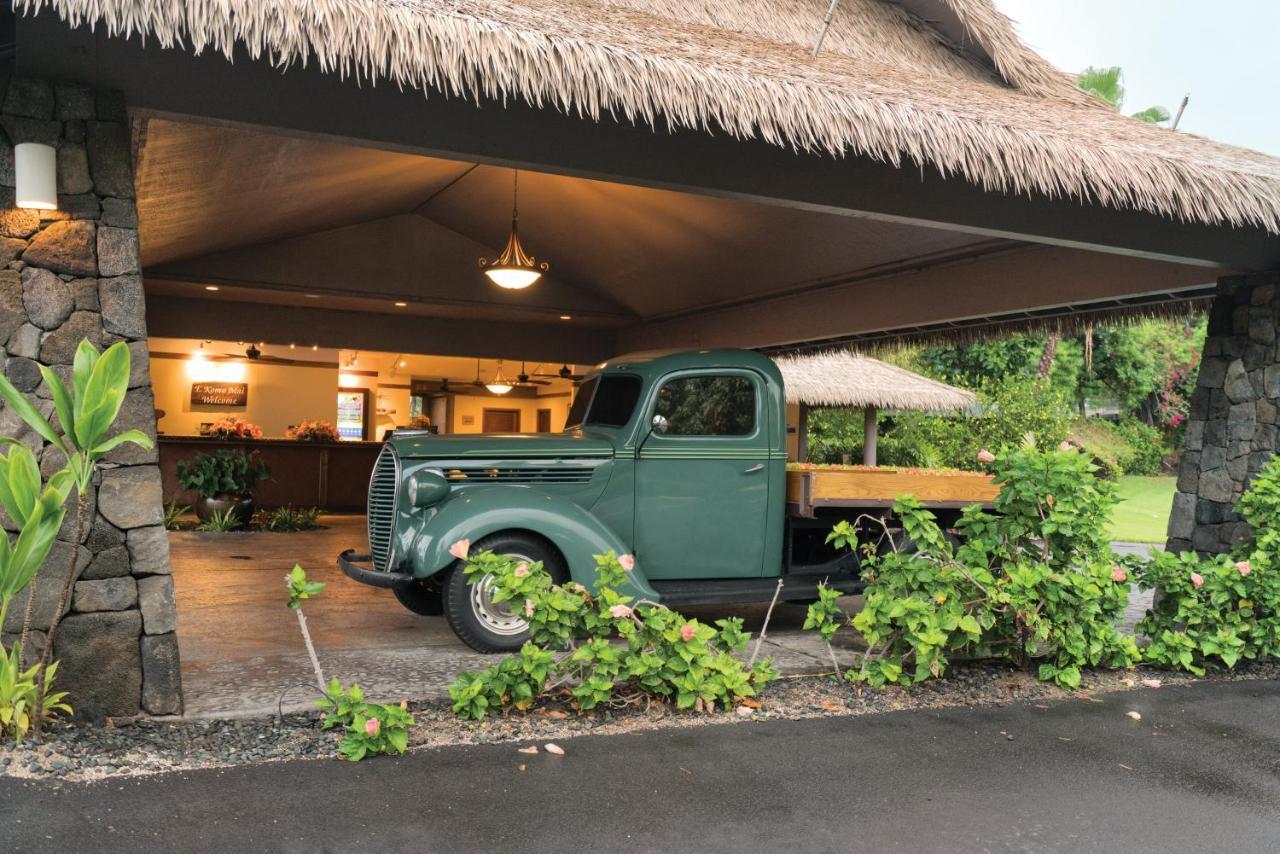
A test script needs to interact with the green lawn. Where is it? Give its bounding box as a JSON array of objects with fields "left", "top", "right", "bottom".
[{"left": 1108, "top": 475, "right": 1176, "bottom": 544}]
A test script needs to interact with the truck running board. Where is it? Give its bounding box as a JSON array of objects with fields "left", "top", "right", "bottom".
[{"left": 649, "top": 573, "right": 863, "bottom": 607}]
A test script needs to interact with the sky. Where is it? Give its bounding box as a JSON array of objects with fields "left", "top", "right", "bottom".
[{"left": 995, "top": 0, "right": 1280, "bottom": 156}]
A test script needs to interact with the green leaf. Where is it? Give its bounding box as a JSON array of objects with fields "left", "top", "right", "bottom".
[
  {"left": 39, "top": 364, "right": 76, "bottom": 444},
  {"left": 93, "top": 429, "right": 155, "bottom": 455},
  {"left": 71, "top": 340, "right": 101, "bottom": 424},
  {"left": 75, "top": 342, "right": 131, "bottom": 452},
  {"left": 0, "top": 373, "right": 65, "bottom": 452}
]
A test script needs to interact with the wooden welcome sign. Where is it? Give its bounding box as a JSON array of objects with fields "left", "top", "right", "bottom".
[{"left": 191, "top": 381, "right": 249, "bottom": 406}]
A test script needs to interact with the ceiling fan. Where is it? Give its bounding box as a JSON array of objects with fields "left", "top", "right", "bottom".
[
  {"left": 212, "top": 341, "right": 294, "bottom": 365},
  {"left": 514, "top": 362, "right": 551, "bottom": 387},
  {"left": 533, "top": 363, "right": 585, "bottom": 381}
]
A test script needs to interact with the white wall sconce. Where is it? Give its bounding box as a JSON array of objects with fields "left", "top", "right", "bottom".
[{"left": 15, "top": 143, "right": 58, "bottom": 210}]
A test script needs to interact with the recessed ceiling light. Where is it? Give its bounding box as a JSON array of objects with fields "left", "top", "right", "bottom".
[
  {"left": 398, "top": 359, "right": 407, "bottom": 368},
  {"left": 394, "top": 301, "right": 408, "bottom": 307},
  {"left": 304, "top": 294, "right": 320, "bottom": 299},
  {"left": 205, "top": 285, "right": 220, "bottom": 292},
  {"left": 312, "top": 344, "right": 319, "bottom": 351},
  {"left": 289, "top": 343, "right": 296, "bottom": 349},
  {"left": 559, "top": 315, "right": 572, "bottom": 321}
]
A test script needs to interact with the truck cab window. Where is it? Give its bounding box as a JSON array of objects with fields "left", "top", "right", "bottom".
[
  {"left": 565, "top": 375, "right": 643, "bottom": 429},
  {"left": 653, "top": 375, "right": 755, "bottom": 436}
]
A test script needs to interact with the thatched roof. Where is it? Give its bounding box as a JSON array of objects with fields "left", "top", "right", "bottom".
[
  {"left": 24, "top": 0, "right": 1280, "bottom": 233},
  {"left": 773, "top": 351, "right": 975, "bottom": 411}
]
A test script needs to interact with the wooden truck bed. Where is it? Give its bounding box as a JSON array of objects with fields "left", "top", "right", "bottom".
[{"left": 786, "top": 464, "right": 999, "bottom": 517}]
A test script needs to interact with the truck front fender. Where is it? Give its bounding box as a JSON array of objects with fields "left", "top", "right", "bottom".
[{"left": 408, "top": 487, "right": 658, "bottom": 600}]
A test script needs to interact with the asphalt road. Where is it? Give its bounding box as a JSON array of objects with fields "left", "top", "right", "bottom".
[{"left": 5, "top": 679, "right": 1280, "bottom": 853}]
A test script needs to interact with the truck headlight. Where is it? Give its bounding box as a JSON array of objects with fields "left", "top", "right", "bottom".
[{"left": 407, "top": 469, "right": 450, "bottom": 508}]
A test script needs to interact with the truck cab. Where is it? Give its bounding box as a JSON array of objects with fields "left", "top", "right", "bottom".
[{"left": 339, "top": 349, "right": 858, "bottom": 652}]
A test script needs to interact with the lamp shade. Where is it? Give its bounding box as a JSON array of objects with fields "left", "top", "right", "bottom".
[{"left": 15, "top": 143, "right": 57, "bottom": 210}]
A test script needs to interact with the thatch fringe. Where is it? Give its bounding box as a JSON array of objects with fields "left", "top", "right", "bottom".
[
  {"left": 774, "top": 351, "right": 975, "bottom": 411},
  {"left": 20, "top": 0, "right": 1280, "bottom": 234},
  {"left": 766, "top": 291, "right": 1212, "bottom": 355}
]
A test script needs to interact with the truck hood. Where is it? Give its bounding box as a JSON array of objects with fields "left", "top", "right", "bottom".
[{"left": 388, "top": 429, "right": 615, "bottom": 460}]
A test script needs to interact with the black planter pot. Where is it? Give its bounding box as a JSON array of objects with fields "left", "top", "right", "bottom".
[{"left": 195, "top": 494, "right": 256, "bottom": 525}]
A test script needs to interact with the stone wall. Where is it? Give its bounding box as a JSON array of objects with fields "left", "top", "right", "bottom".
[
  {"left": 1168, "top": 271, "right": 1279, "bottom": 555},
  {"left": 0, "top": 70, "right": 179, "bottom": 717}
]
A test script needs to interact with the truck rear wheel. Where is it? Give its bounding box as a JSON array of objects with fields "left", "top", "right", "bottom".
[{"left": 443, "top": 532, "right": 567, "bottom": 653}]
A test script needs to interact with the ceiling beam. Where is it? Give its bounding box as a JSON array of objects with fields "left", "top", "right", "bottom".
[
  {"left": 20, "top": 13, "right": 1279, "bottom": 273},
  {"left": 145, "top": 296, "right": 616, "bottom": 365}
]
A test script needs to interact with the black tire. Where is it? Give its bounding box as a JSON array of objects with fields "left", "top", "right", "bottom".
[
  {"left": 393, "top": 579, "right": 444, "bottom": 616},
  {"left": 443, "top": 532, "right": 567, "bottom": 653}
]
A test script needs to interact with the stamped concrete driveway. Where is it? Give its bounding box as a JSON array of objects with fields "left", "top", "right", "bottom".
[{"left": 170, "top": 517, "right": 841, "bottom": 717}]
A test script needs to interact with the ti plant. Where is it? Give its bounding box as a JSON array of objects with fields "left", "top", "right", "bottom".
[
  {"left": 0, "top": 339, "right": 153, "bottom": 736},
  {"left": 286, "top": 564, "right": 327, "bottom": 692}
]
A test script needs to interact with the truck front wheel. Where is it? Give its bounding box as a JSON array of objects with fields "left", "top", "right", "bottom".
[{"left": 443, "top": 532, "right": 567, "bottom": 653}]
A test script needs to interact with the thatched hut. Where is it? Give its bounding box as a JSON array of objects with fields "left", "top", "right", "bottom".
[{"left": 774, "top": 351, "right": 974, "bottom": 466}]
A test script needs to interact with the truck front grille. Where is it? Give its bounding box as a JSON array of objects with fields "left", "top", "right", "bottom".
[
  {"left": 443, "top": 465, "right": 596, "bottom": 485},
  {"left": 367, "top": 444, "right": 400, "bottom": 571}
]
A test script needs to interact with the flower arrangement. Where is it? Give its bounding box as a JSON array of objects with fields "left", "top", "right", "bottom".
[
  {"left": 205, "top": 417, "right": 262, "bottom": 439},
  {"left": 287, "top": 420, "right": 341, "bottom": 442}
]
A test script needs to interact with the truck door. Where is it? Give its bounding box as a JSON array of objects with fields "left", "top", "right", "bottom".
[{"left": 634, "top": 370, "right": 769, "bottom": 578}]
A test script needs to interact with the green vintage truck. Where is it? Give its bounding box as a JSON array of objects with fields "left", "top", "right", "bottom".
[{"left": 339, "top": 349, "right": 992, "bottom": 652}]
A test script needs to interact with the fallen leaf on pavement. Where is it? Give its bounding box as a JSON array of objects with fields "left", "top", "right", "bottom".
[
  {"left": 1126, "top": 711, "right": 1142, "bottom": 721},
  {"left": 1056, "top": 737, "right": 1072, "bottom": 742},
  {"left": 518, "top": 746, "right": 538, "bottom": 755},
  {"left": 736, "top": 706, "right": 753, "bottom": 717},
  {"left": 819, "top": 701, "right": 844, "bottom": 713},
  {"left": 1141, "top": 679, "right": 1162, "bottom": 689},
  {"left": 1119, "top": 763, "right": 1134, "bottom": 771},
  {"left": 739, "top": 698, "right": 761, "bottom": 709},
  {"left": 539, "top": 710, "right": 569, "bottom": 719},
  {"left": 545, "top": 743, "right": 565, "bottom": 756}
]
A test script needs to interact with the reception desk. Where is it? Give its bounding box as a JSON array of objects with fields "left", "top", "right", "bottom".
[{"left": 158, "top": 436, "right": 384, "bottom": 512}]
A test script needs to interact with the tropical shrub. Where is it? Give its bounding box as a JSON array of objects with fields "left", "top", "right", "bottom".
[
  {"left": 0, "top": 647, "right": 70, "bottom": 745},
  {"left": 448, "top": 549, "right": 777, "bottom": 720},
  {"left": 163, "top": 499, "right": 190, "bottom": 530},
  {"left": 287, "top": 420, "right": 341, "bottom": 442},
  {"left": 253, "top": 505, "right": 321, "bottom": 532},
  {"left": 810, "top": 378, "right": 1071, "bottom": 470},
  {"left": 195, "top": 506, "right": 243, "bottom": 532},
  {"left": 177, "top": 449, "right": 270, "bottom": 498},
  {"left": 315, "top": 679, "right": 415, "bottom": 762},
  {"left": 0, "top": 339, "right": 152, "bottom": 735},
  {"left": 1133, "top": 454, "right": 1280, "bottom": 674},
  {"left": 806, "top": 443, "right": 1138, "bottom": 688},
  {"left": 204, "top": 417, "right": 262, "bottom": 439}
]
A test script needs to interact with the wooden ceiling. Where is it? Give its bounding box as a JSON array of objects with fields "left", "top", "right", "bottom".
[{"left": 135, "top": 119, "right": 1001, "bottom": 324}]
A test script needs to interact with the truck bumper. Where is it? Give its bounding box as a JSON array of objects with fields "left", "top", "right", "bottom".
[{"left": 338, "top": 549, "right": 415, "bottom": 588}]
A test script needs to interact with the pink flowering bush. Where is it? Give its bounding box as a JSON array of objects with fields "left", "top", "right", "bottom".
[
  {"left": 448, "top": 551, "right": 776, "bottom": 720},
  {"left": 287, "top": 420, "right": 341, "bottom": 442},
  {"left": 806, "top": 443, "right": 1138, "bottom": 689},
  {"left": 1134, "top": 457, "right": 1280, "bottom": 675},
  {"left": 316, "top": 679, "right": 414, "bottom": 761},
  {"left": 205, "top": 417, "right": 263, "bottom": 439}
]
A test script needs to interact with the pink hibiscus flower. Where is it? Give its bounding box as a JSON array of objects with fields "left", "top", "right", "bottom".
[
  {"left": 1190, "top": 572, "right": 1205, "bottom": 590},
  {"left": 514, "top": 563, "right": 530, "bottom": 578},
  {"left": 1110, "top": 566, "right": 1127, "bottom": 583},
  {"left": 364, "top": 717, "right": 381, "bottom": 737},
  {"left": 680, "top": 623, "right": 697, "bottom": 642},
  {"left": 449, "top": 539, "right": 470, "bottom": 560},
  {"left": 609, "top": 604, "right": 633, "bottom": 619},
  {"left": 1236, "top": 561, "right": 1252, "bottom": 577},
  {"left": 618, "top": 554, "right": 636, "bottom": 571},
  {"left": 977, "top": 449, "right": 996, "bottom": 463}
]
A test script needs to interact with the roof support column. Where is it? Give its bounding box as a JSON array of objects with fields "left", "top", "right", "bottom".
[{"left": 1167, "top": 271, "right": 1280, "bottom": 554}]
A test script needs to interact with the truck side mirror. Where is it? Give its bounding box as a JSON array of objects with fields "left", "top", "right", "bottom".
[{"left": 651, "top": 414, "right": 669, "bottom": 435}]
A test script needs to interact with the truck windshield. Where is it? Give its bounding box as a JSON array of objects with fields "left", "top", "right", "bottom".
[{"left": 564, "top": 375, "right": 642, "bottom": 429}]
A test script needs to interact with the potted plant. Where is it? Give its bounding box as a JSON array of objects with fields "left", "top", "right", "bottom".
[
  {"left": 287, "top": 420, "right": 341, "bottom": 442},
  {"left": 177, "top": 449, "right": 271, "bottom": 524},
  {"left": 204, "top": 417, "right": 263, "bottom": 439}
]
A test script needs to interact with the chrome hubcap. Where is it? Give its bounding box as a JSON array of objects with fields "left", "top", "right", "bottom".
[{"left": 469, "top": 552, "right": 533, "bottom": 636}]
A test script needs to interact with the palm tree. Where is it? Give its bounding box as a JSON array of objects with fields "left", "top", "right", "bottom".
[{"left": 1077, "top": 66, "right": 1171, "bottom": 123}]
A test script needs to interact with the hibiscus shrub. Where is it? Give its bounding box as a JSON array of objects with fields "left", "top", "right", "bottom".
[
  {"left": 808, "top": 443, "right": 1138, "bottom": 688},
  {"left": 316, "top": 679, "right": 414, "bottom": 761},
  {"left": 1133, "top": 455, "right": 1280, "bottom": 674},
  {"left": 448, "top": 551, "right": 778, "bottom": 720}
]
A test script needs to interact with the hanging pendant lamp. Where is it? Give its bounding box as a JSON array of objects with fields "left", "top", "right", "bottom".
[
  {"left": 485, "top": 360, "right": 513, "bottom": 395},
  {"left": 479, "top": 169, "right": 549, "bottom": 290}
]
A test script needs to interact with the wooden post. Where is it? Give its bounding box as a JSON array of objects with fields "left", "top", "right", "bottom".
[
  {"left": 797, "top": 403, "right": 810, "bottom": 463},
  {"left": 863, "top": 405, "right": 878, "bottom": 467}
]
